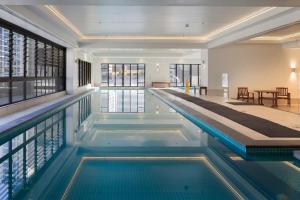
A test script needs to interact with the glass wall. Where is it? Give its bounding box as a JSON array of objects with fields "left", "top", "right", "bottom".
[
  {"left": 0, "top": 19, "right": 66, "bottom": 107},
  {"left": 169, "top": 64, "right": 201, "bottom": 87},
  {"left": 101, "top": 63, "right": 145, "bottom": 87}
]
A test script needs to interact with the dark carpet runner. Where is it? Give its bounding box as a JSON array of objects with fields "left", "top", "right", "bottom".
[{"left": 163, "top": 89, "right": 300, "bottom": 138}]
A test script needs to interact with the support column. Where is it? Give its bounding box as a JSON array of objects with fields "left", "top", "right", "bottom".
[
  {"left": 200, "top": 49, "right": 208, "bottom": 87},
  {"left": 66, "top": 48, "right": 77, "bottom": 95}
]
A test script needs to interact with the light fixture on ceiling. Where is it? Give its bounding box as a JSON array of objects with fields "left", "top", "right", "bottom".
[{"left": 185, "top": 24, "right": 190, "bottom": 28}]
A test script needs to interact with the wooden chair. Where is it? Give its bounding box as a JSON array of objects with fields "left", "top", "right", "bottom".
[
  {"left": 276, "top": 87, "right": 291, "bottom": 105},
  {"left": 237, "top": 87, "right": 254, "bottom": 102}
]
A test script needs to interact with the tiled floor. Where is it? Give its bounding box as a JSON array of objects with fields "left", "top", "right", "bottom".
[{"left": 260, "top": 99, "right": 300, "bottom": 114}]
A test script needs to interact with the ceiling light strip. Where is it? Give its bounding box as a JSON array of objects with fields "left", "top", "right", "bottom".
[
  {"left": 251, "top": 31, "right": 300, "bottom": 42},
  {"left": 45, "top": 5, "right": 84, "bottom": 38},
  {"left": 83, "top": 35, "right": 205, "bottom": 40},
  {"left": 204, "top": 7, "right": 277, "bottom": 39},
  {"left": 250, "top": 36, "right": 281, "bottom": 41}
]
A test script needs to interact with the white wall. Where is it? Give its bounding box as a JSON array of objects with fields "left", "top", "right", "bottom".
[
  {"left": 208, "top": 44, "right": 300, "bottom": 99},
  {"left": 92, "top": 53, "right": 208, "bottom": 88}
]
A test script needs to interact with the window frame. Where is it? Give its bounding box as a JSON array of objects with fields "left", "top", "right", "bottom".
[
  {"left": 101, "top": 63, "right": 146, "bottom": 87},
  {"left": 78, "top": 59, "right": 91, "bottom": 87},
  {"left": 0, "top": 18, "right": 66, "bottom": 107},
  {"left": 169, "top": 64, "right": 201, "bottom": 87}
]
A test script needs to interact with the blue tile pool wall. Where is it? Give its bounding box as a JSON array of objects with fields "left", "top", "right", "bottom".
[{"left": 0, "top": 110, "right": 66, "bottom": 200}]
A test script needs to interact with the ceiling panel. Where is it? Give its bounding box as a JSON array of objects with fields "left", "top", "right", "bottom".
[
  {"left": 2, "top": 0, "right": 300, "bottom": 7},
  {"left": 55, "top": 6, "right": 262, "bottom": 36}
]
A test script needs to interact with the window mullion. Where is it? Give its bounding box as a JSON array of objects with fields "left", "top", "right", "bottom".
[
  {"left": 8, "top": 29, "right": 13, "bottom": 104},
  {"left": 24, "top": 36, "right": 27, "bottom": 100}
]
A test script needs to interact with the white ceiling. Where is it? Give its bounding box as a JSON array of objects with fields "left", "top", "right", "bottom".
[
  {"left": 3, "top": 4, "right": 300, "bottom": 48},
  {"left": 55, "top": 6, "right": 261, "bottom": 37},
  {"left": 2, "top": 0, "right": 300, "bottom": 7}
]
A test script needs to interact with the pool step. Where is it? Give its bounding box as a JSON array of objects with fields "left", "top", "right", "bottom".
[
  {"left": 92, "top": 113, "right": 181, "bottom": 120},
  {"left": 93, "top": 122, "right": 183, "bottom": 130}
]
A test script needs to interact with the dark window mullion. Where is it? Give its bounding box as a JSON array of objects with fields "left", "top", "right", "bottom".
[
  {"left": 24, "top": 36, "right": 27, "bottom": 100},
  {"left": 8, "top": 29, "right": 13, "bottom": 104},
  {"left": 122, "top": 64, "right": 124, "bottom": 86},
  {"left": 130, "top": 64, "right": 131, "bottom": 87},
  {"left": 107, "top": 65, "right": 109, "bottom": 86},
  {"left": 44, "top": 42, "right": 46, "bottom": 95},
  {"left": 34, "top": 40, "right": 38, "bottom": 97},
  {"left": 114, "top": 64, "right": 116, "bottom": 87},
  {"left": 137, "top": 64, "right": 139, "bottom": 87}
]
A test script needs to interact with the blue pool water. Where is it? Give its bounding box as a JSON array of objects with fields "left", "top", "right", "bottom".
[{"left": 0, "top": 89, "right": 300, "bottom": 200}]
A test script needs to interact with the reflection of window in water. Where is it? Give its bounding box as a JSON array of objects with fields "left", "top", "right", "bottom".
[
  {"left": 100, "top": 90, "right": 145, "bottom": 113},
  {"left": 0, "top": 110, "right": 65, "bottom": 199},
  {"left": 77, "top": 95, "right": 92, "bottom": 128}
]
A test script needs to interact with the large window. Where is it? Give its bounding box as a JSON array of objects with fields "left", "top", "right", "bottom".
[
  {"left": 169, "top": 64, "right": 201, "bottom": 87},
  {"left": 101, "top": 63, "right": 145, "bottom": 87},
  {"left": 0, "top": 19, "right": 66, "bottom": 107},
  {"left": 78, "top": 59, "right": 91, "bottom": 87}
]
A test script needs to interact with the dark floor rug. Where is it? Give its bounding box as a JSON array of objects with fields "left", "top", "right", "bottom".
[{"left": 163, "top": 89, "right": 300, "bottom": 138}]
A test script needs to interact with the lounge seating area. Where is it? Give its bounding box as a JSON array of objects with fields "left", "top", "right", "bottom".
[
  {"left": 235, "top": 87, "right": 300, "bottom": 114},
  {"left": 237, "top": 87, "right": 291, "bottom": 107}
]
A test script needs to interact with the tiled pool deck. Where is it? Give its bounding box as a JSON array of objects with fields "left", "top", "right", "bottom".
[
  {"left": 153, "top": 88, "right": 300, "bottom": 153},
  {"left": 0, "top": 90, "right": 94, "bottom": 135}
]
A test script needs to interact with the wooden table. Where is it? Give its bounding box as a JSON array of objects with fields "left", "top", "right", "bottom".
[{"left": 254, "top": 90, "right": 279, "bottom": 107}]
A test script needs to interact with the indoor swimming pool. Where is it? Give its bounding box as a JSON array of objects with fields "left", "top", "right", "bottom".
[{"left": 0, "top": 89, "right": 300, "bottom": 200}]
